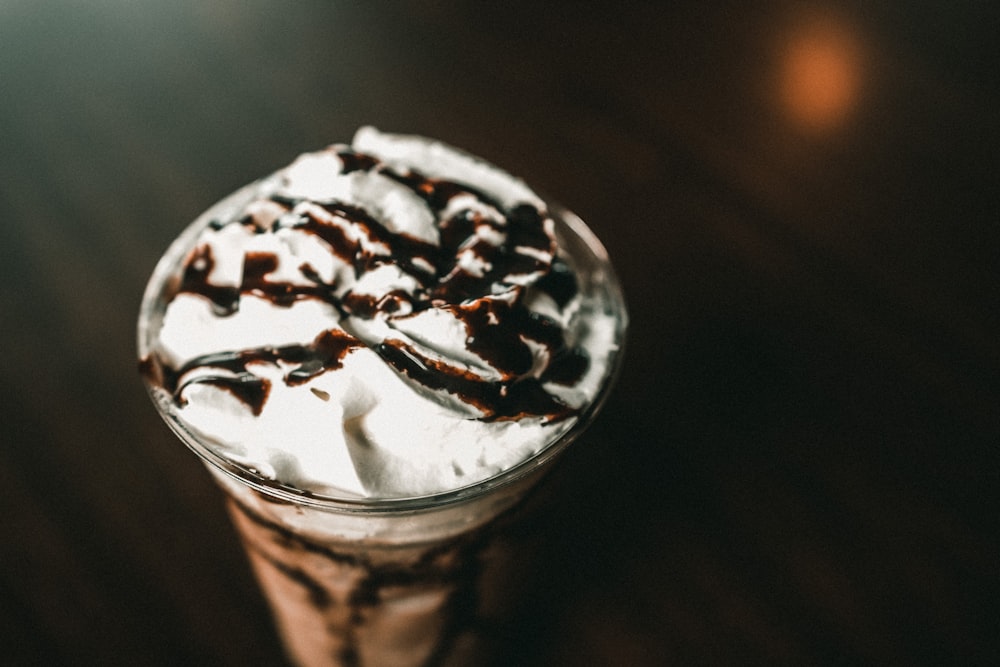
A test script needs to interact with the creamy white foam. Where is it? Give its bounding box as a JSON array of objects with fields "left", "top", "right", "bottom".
[{"left": 142, "top": 128, "right": 622, "bottom": 499}]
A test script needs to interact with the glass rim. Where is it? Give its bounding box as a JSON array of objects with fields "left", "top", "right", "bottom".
[{"left": 137, "top": 178, "right": 628, "bottom": 515}]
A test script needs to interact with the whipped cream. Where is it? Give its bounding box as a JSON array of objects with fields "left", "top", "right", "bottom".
[{"left": 140, "top": 128, "right": 623, "bottom": 499}]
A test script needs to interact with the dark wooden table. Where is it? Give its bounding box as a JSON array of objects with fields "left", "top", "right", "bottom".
[{"left": 2, "top": 2, "right": 997, "bottom": 665}]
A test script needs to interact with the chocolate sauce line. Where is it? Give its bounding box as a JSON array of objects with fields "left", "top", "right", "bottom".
[
  {"left": 228, "top": 494, "right": 507, "bottom": 667},
  {"left": 382, "top": 167, "right": 506, "bottom": 214},
  {"left": 143, "top": 329, "right": 363, "bottom": 416},
  {"left": 376, "top": 339, "right": 575, "bottom": 422}
]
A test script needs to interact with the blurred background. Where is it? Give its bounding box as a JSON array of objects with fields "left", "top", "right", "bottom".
[{"left": 1, "top": 1, "right": 997, "bottom": 664}]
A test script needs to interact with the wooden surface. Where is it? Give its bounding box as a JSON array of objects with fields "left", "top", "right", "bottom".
[{"left": 1, "top": 2, "right": 997, "bottom": 664}]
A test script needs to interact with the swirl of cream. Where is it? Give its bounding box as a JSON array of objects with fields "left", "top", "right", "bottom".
[{"left": 156, "top": 128, "right": 587, "bottom": 425}]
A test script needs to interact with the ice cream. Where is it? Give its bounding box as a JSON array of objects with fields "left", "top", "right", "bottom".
[{"left": 139, "top": 127, "right": 622, "bottom": 500}]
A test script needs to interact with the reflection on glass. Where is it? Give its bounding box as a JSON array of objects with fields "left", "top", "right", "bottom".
[{"left": 778, "top": 12, "right": 862, "bottom": 132}]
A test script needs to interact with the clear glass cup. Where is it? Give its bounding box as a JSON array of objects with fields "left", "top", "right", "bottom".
[{"left": 138, "top": 180, "right": 628, "bottom": 667}]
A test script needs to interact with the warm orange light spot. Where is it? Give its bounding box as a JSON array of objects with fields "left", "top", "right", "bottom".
[{"left": 780, "top": 16, "right": 861, "bottom": 131}]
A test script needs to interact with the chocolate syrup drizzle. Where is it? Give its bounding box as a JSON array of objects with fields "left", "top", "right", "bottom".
[
  {"left": 227, "top": 493, "right": 506, "bottom": 667},
  {"left": 146, "top": 329, "right": 363, "bottom": 416},
  {"left": 142, "top": 148, "right": 588, "bottom": 422}
]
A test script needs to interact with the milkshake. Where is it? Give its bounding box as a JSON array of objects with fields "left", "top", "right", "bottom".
[{"left": 138, "top": 128, "right": 627, "bottom": 666}]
